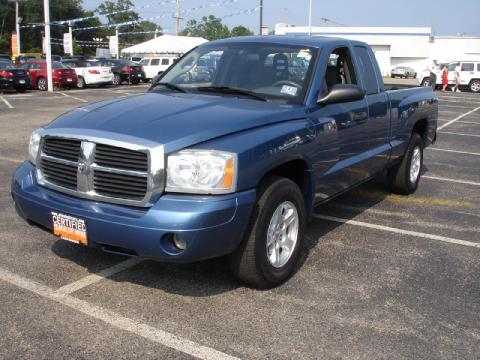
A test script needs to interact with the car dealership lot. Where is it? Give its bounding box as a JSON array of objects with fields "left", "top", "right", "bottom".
[{"left": 0, "top": 86, "right": 479, "bottom": 359}]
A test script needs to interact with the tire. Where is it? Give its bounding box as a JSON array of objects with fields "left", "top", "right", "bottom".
[
  {"left": 421, "top": 78, "right": 430, "bottom": 87},
  {"left": 77, "top": 76, "right": 86, "bottom": 89},
  {"left": 112, "top": 73, "right": 121, "bottom": 86},
  {"left": 37, "top": 77, "right": 47, "bottom": 91},
  {"left": 388, "top": 133, "right": 423, "bottom": 195},
  {"left": 469, "top": 80, "right": 480, "bottom": 93},
  {"left": 131, "top": 79, "right": 140, "bottom": 85},
  {"left": 228, "top": 177, "right": 306, "bottom": 289}
]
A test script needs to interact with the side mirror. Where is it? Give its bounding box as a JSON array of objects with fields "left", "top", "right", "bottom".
[{"left": 317, "top": 84, "right": 365, "bottom": 105}]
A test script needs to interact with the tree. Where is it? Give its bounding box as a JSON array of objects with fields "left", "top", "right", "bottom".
[
  {"left": 230, "top": 25, "right": 253, "bottom": 37},
  {"left": 96, "top": 0, "right": 138, "bottom": 25},
  {"left": 180, "top": 15, "right": 231, "bottom": 41}
]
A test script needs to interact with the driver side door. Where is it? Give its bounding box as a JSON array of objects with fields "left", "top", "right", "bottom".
[{"left": 311, "top": 46, "right": 371, "bottom": 201}]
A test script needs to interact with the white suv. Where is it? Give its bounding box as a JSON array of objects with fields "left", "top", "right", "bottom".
[
  {"left": 139, "top": 57, "right": 177, "bottom": 81},
  {"left": 419, "top": 61, "right": 480, "bottom": 93}
]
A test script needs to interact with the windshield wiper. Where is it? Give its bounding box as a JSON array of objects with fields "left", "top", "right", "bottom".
[
  {"left": 151, "top": 82, "right": 186, "bottom": 93},
  {"left": 196, "top": 86, "right": 267, "bottom": 102}
]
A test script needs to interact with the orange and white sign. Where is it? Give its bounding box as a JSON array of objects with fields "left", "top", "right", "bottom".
[
  {"left": 11, "top": 33, "right": 19, "bottom": 57},
  {"left": 52, "top": 212, "right": 88, "bottom": 246}
]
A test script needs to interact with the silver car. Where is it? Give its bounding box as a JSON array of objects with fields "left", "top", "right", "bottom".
[{"left": 391, "top": 66, "right": 417, "bottom": 79}]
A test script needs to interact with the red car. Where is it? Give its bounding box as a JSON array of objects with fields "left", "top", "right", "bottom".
[{"left": 19, "top": 60, "right": 77, "bottom": 90}]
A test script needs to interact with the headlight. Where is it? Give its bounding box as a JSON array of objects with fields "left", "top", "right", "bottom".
[
  {"left": 166, "top": 150, "right": 237, "bottom": 194},
  {"left": 28, "top": 129, "right": 42, "bottom": 164}
]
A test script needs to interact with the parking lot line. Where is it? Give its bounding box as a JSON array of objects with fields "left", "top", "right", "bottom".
[
  {"left": 59, "top": 92, "right": 88, "bottom": 103},
  {"left": 54, "top": 257, "right": 143, "bottom": 295},
  {"left": 423, "top": 175, "right": 480, "bottom": 187},
  {"left": 437, "top": 106, "right": 480, "bottom": 131},
  {"left": 438, "top": 131, "right": 480, "bottom": 138},
  {"left": 0, "top": 267, "right": 239, "bottom": 360},
  {"left": 1, "top": 96, "right": 14, "bottom": 109},
  {"left": 427, "top": 148, "right": 480, "bottom": 156},
  {"left": 312, "top": 214, "right": 480, "bottom": 248},
  {"left": 0, "top": 156, "right": 23, "bottom": 163}
]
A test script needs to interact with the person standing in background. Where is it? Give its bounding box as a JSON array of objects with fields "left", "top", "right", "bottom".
[
  {"left": 441, "top": 65, "right": 449, "bottom": 92},
  {"left": 453, "top": 63, "right": 462, "bottom": 92},
  {"left": 429, "top": 60, "right": 439, "bottom": 90}
]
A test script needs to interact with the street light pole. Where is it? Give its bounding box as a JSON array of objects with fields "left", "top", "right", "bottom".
[
  {"left": 69, "top": 21, "right": 74, "bottom": 56},
  {"left": 259, "top": 0, "right": 263, "bottom": 35},
  {"left": 115, "top": 27, "right": 119, "bottom": 59},
  {"left": 43, "top": 0, "right": 53, "bottom": 92},
  {"left": 308, "top": 0, "right": 312, "bottom": 36},
  {"left": 15, "top": 0, "right": 21, "bottom": 54}
]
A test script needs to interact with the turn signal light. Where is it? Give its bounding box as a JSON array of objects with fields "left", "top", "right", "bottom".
[
  {"left": 88, "top": 69, "right": 100, "bottom": 74},
  {"left": 0, "top": 71, "right": 13, "bottom": 78}
]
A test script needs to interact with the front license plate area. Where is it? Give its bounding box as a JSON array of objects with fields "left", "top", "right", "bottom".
[{"left": 52, "top": 211, "right": 88, "bottom": 246}]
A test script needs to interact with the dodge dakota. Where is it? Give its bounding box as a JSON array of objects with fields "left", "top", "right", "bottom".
[{"left": 11, "top": 36, "right": 438, "bottom": 288}]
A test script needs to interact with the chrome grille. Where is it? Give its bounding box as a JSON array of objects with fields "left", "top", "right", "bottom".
[
  {"left": 43, "top": 138, "right": 81, "bottom": 161},
  {"left": 94, "top": 143, "right": 148, "bottom": 171},
  {"left": 40, "top": 158, "right": 77, "bottom": 189},
  {"left": 93, "top": 170, "right": 148, "bottom": 200},
  {"left": 35, "top": 134, "right": 163, "bottom": 207}
]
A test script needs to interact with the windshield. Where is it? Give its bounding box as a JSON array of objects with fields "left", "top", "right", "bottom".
[
  {"left": 157, "top": 42, "right": 317, "bottom": 104},
  {"left": 52, "top": 62, "right": 67, "bottom": 69}
]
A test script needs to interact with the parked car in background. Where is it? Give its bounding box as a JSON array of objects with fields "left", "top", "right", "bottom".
[
  {"left": 419, "top": 61, "right": 480, "bottom": 92},
  {"left": 0, "top": 54, "right": 12, "bottom": 61},
  {"left": 41, "top": 55, "right": 62, "bottom": 62},
  {"left": 92, "top": 58, "right": 145, "bottom": 85},
  {"left": 13, "top": 37, "right": 438, "bottom": 288},
  {"left": 15, "top": 54, "right": 38, "bottom": 65},
  {"left": 19, "top": 60, "right": 77, "bottom": 90},
  {"left": 0, "top": 59, "right": 30, "bottom": 92},
  {"left": 62, "top": 59, "right": 113, "bottom": 88},
  {"left": 125, "top": 56, "right": 142, "bottom": 63},
  {"left": 391, "top": 66, "right": 417, "bottom": 78},
  {"left": 139, "top": 57, "right": 176, "bottom": 81}
]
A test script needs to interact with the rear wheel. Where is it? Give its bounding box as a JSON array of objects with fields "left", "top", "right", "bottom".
[
  {"left": 388, "top": 133, "right": 423, "bottom": 195},
  {"left": 228, "top": 177, "right": 306, "bottom": 288},
  {"left": 469, "top": 80, "right": 480, "bottom": 93},
  {"left": 77, "top": 76, "right": 86, "bottom": 89},
  {"left": 37, "top": 77, "right": 47, "bottom": 91},
  {"left": 421, "top": 78, "right": 430, "bottom": 87}
]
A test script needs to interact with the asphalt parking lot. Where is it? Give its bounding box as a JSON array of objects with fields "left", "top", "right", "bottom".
[{"left": 0, "top": 84, "right": 479, "bottom": 359}]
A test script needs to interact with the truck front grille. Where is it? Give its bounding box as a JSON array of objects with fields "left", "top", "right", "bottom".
[
  {"left": 37, "top": 136, "right": 157, "bottom": 206},
  {"left": 94, "top": 144, "right": 148, "bottom": 171},
  {"left": 93, "top": 170, "right": 148, "bottom": 200},
  {"left": 40, "top": 158, "right": 78, "bottom": 189},
  {"left": 43, "top": 138, "right": 81, "bottom": 161}
]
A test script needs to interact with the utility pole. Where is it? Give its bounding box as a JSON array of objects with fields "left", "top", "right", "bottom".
[
  {"left": 308, "top": 0, "right": 312, "bottom": 36},
  {"left": 175, "top": 0, "right": 181, "bottom": 35},
  {"left": 43, "top": 0, "right": 53, "bottom": 92},
  {"left": 68, "top": 21, "right": 74, "bottom": 56},
  {"left": 115, "top": 27, "right": 119, "bottom": 59},
  {"left": 259, "top": 0, "right": 263, "bottom": 35}
]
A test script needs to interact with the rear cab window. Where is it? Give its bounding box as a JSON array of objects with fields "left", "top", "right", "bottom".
[{"left": 353, "top": 46, "right": 380, "bottom": 95}]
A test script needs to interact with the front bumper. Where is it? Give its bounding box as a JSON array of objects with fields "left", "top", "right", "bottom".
[{"left": 11, "top": 162, "right": 256, "bottom": 262}]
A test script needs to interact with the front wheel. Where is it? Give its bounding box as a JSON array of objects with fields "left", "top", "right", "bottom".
[
  {"left": 469, "top": 80, "right": 480, "bottom": 93},
  {"left": 388, "top": 133, "right": 423, "bottom": 195},
  {"left": 112, "top": 73, "right": 121, "bottom": 86},
  {"left": 228, "top": 177, "right": 306, "bottom": 288}
]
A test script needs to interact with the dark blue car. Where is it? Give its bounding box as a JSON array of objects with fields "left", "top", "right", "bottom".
[{"left": 12, "top": 36, "right": 437, "bottom": 288}]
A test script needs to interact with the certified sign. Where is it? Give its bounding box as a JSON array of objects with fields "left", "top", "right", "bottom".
[{"left": 51, "top": 211, "right": 88, "bottom": 245}]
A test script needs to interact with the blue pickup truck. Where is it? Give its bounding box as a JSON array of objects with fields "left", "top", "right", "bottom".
[{"left": 12, "top": 36, "right": 437, "bottom": 288}]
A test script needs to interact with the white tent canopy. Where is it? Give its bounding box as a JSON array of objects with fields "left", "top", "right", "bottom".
[{"left": 120, "top": 35, "right": 208, "bottom": 56}]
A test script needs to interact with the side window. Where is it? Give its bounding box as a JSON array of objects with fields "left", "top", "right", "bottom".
[
  {"left": 477, "top": 63, "right": 480, "bottom": 72},
  {"left": 448, "top": 63, "right": 458, "bottom": 71},
  {"left": 151, "top": 59, "right": 160, "bottom": 66},
  {"left": 461, "top": 63, "right": 474, "bottom": 71},
  {"left": 161, "top": 59, "right": 169, "bottom": 65},
  {"left": 354, "top": 46, "right": 379, "bottom": 94},
  {"left": 325, "top": 47, "right": 357, "bottom": 90}
]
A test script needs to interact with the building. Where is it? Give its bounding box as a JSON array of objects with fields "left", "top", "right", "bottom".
[{"left": 274, "top": 25, "right": 480, "bottom": 77}]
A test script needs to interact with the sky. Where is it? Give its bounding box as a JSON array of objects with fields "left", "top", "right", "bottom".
[{"left": 82, "top": 0, "right": 480, "bottom": 36}]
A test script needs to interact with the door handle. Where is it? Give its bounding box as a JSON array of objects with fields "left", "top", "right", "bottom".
[{"left": 353, "top": 111, "right": 368, "bottom": 121}]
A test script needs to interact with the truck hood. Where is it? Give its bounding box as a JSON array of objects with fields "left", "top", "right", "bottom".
[{"left": 46, "top": 92, "right": 306, "bottom": 152}]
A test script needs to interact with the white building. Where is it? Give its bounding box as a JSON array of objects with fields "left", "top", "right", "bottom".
[{"left": 274, "top": 25, "right": 480, "bottom": 77}]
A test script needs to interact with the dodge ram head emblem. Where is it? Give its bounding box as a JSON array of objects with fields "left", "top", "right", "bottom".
[{"left": 77, "top": 161, "right": 88, "bottom": 174}]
